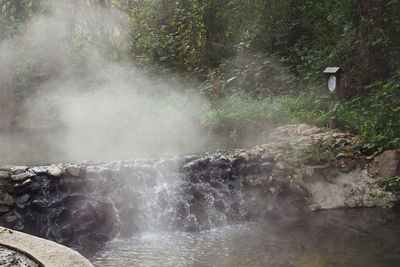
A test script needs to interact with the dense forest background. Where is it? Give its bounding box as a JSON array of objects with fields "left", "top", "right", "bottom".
[{"left": 1, "top": 0, "right": 400, "bottom": 158}]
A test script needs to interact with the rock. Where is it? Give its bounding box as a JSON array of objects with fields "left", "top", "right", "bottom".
[
  {"left": 276, "top": 162, "right": 287, "bottom": 170},
  {"left": 260, "top": 154, "right": 274, "bottom": 163},
  {"left": 297, "top": 124, "right": 310, "bottom": 135},
  {"left": 0, "top": 178, "right": 13, "bottom": 193},
  {"left": 260, "top": 144, "right": 269, "bottom": 151},
  {"left": 31, "top": 166, "right": 49, "bottom": 175},
  {"left": 0, "top": 193, "right": 14, "bottom": 206},
  {"left": 66, "top": 166, "right": 81, "bottom": 177},
  {"left": 335, "top": 153, "right": 348, "bottom": 159},
  {"left": 0, "top": 206, "right": 10, "bottom": 213},
  {"left": 338, "top": 159, "right": 354, "bottom": 173},
  {"left": 11, "top": 166, "right": 28, "bottom": 175},
  {"left": 0, "top": 171, "right": 10, "bottom": 179},
  {"left": 271, "top": 141, "right": 290, "bottom": 150},
  {"left": 302, "top": 127, "right": 323, "bottom": 136},
  {"left": 21, "top": 179, "right": 32, "bottom": 187},
  {"left": 15, "top": 194, "right": 30, "bottom": 208},
  {"left": 0, "top": 213, "right": 17, "bottom": 224},
  {"left": 238, "top": 153, "right": 250, "bottom": 162},
  {"left": 308, "top": 203, "right": 319, "bottom": 211},
  {"left": 335, "top": 138, "right": 350, "bottom": 146},
  {"left": 245, "top": 162, "right": 261, "bottom": 174},
  {"left": 11, "top": 172, "right": 31, "bottom": 182},
  {"left": 48, "top": 165, "right": 63, "bottom": 177},
  {"left": 274, "top": 153, "right": 285, "bottom": 162},
  {"left": 249, "top": 149, "right": 263, "bottom": 161},
  {"left": 372, "top": 150, "right": 400, "bottom": 181},
  {"left": 0, "top": 166, "right": 12, "bottom": 171},
  {"left": 261, "top": 162, "right": 273, "bottom": 172},
  {"left": 305, "top": 166, "right": 315, "bottom": 177}
]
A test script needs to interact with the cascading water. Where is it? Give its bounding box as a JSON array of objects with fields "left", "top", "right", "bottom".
[{"left": 0, "top": 151, "right": 305, "bottom": 255}]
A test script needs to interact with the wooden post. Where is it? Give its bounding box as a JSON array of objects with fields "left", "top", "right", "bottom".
[{"left": 329, "top": 93, "right": 336, "bottom": 129}]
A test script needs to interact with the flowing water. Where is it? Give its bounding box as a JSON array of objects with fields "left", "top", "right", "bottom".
[{"left": 73, "top": 157, "right": 400, "bottom": 267}]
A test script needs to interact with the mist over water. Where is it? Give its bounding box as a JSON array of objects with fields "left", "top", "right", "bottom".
[{"left": 0, "top": 0, "right": 211, "bottom": 164}]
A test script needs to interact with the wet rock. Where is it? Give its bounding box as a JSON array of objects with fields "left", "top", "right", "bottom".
[
  {"left": 0, "top": 193, "right": 14, "bottom": 207},
  {"left": 24, "top": 178, "right": 32, "bottom": 185},
  {"left": 212, "top": 157, "right": 230, "bottom": 169},
  {"left": 238, "top": 153, "right": 250, "bottom": 162},
  {"left": 11, "top": 166, "right": 28, "bottom": 175},
  {"left": 0, "top": 206, "right": 10, "bottom": 213},
  {"left": 0, "top": 171, "right": 10, "bottom": 179},
  {"left": 66, "top": 166, "right": 81, "bottom": 177},
  {"left": 11, "top": 172, "right": 31, "bottom": 182},
  {"left": 184, "top": 158, "right": 210, "bottom": 171},
  {"left": 0, "top": 177, "right": 13, "bottom": 193},
  {"left": 261, "top": 162, "right": 273, "bottom": 172},
  {"left": 15, "top": 194, "right": 31, "bottom": 209},
  {"left": 31, "top": 166, "right": 49, "bottom": 175},
  {"left": 245, "top": 162, "right": 261, "bottom": 174},
  {"left": 48, "top": 165, "right": 63, "bottom": 177},
  {"left": 0, "top": 213, "right": 17, "bottom": 224},
  {"left": 249, "top": 149, "right": 262, "bottom": 161}
]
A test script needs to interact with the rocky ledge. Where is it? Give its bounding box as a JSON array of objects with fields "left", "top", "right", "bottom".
[
  {"left": 259, "top": 124, "right": 400, "bottom": 209},
  {"left": 0, "top": 124, "right": 399, "bottom": 252}
]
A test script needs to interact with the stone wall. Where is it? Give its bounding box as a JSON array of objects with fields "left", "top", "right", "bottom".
[{"left": 0, "top": 124, "right": 398, "bottom": 253}]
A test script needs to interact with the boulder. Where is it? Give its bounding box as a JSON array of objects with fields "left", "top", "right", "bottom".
[{"left": 372, "top": 150, "right": 400, "bottom": 182}]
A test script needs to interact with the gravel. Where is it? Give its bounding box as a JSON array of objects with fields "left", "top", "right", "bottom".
[{"left": 0, "top": 245, "right": 39, "bottom": 267}]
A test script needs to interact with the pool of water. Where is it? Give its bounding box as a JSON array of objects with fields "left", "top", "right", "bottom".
[{"left": 90, "top": 209, "right": 400, "bottom": 267}]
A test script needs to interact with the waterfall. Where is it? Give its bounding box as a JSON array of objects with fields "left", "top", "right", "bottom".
[{"left": 0, "top": 152, "right": 306, "bottom": 253}]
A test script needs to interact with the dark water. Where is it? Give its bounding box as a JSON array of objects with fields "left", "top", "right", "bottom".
[{"left": 91, "top": 209, "right": 400, "bottom": 267}]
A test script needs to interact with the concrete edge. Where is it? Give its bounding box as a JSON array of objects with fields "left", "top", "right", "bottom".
[{"left": 0, "top": 226, "right": 93, "bottom": 267}]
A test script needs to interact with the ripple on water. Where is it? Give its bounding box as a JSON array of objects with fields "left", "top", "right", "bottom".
[{"left": 90, "top": 209, "right": 400, "bottom": 267}]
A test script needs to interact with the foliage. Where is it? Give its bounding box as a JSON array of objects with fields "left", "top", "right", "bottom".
[
  {"left": 294, "top": 138, "right": 337, "bottom": 165},
  {"left": 337, "top": 71, "right": 400, "bottom": 156},
  {"left": 199, "top": 92, "right": 330, "bottom": 139},
  {"left": 384, "top": 176, "right": 400, "bottom": 194},
  {"left": 373, "top": 176, "right": 400, "bottom": 207}
]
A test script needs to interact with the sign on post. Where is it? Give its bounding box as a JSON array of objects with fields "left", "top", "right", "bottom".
[{"left": 323, "top": 67, "right": 342, "bottom": 129}]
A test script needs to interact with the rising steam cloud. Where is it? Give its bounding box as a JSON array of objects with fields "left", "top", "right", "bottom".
[{"left": 0, "top": 0, "right": 210, "bottom": 164}]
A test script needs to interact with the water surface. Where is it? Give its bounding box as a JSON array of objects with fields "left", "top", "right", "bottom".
[{"left": 91, "top": 209, "right": 400, "bottom": 267}]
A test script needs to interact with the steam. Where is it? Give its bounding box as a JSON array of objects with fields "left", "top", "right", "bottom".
[{"left": 0, "top": 1, "right": 210, "bottom": 164}]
